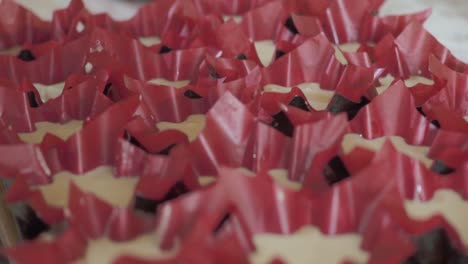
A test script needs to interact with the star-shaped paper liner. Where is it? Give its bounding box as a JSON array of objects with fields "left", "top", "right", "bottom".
[
  {"left": 0, "top": 71, "right": 114, "bottom": 145},
  {"left": 121, "top": 117, "right": 191, "bottom": 155},
  {"left": 124, "top": 77, "right": 209, "bottom": 124},
  {"left": 0, "top": 40, "right": 65, "bottom": 63},
  {"left": 372, "top": 22, "right": 468, "bottom": 79},
  {"left": 261, "top": 33, "right": 339, "bottom": 87},
  {"left": 259, "top": 86, "right": 318, "bottom": 114},
  {"left": 340, "top": 141, "right": 468, "bottom": 200},
  {"left": 421, "top": 56, "right": 468, "bottom": 124},
  {"left": 261, "top": 33, "right": 384, "bottom": 104},
  {"left": 0, "top": 0, "right": 51, "bottom": 50},
  {"left": 0, "top": 40, "right": 87, "bottom": 84},
  {"left": 236, "top": 0, "right": 289, "bottom": 41},
  {"left": 194, "top": 66, "right": 263, "bottom": 107},
  {"left": 196, "top": 55, "right": 260, "bottom": 85},
  {"left": 184, "top": 20, "right": 262, "bottom": 63},
  {"left": 351, "top": 80, "right": 437, "bottom": 145},
  {"left": 327, "top": 151, "right": 468, "bottom": 261},
  {"left": 274, "top": 14, "right": 324, "bottom": 47}
]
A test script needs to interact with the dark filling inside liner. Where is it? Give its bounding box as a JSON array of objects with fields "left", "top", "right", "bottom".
[
  {"left": 322, "top": 156, "right": 350, "bottom": 185},
  {"left": 327, "top": 94, "right": 370, "bottom": 120},
  {"left": 417, "top": 107, "right": 441, "bottom": 128},
  {"left": 288, "top": 96, "right": 310, "bottom": 112},
  {"left": 271, "top": 111, "right": 294, "bottom": 137},
  {"left": 103, "top": 82, "right": 113, "bottom": 97},
  {"left": 404, "top": 228, "right": 468, "bottom": 264},
  {"left": 236, "top": 53, "right": 247, "bottom": 60},
  {"left": 431, "top": 120, "right": 441, "bottom": 129},
  {"left": 124, "top": 131, "right": 178, "bottom": 155},
  {"left": 431, "top": 160, "right": 455, "bottom": 175},
  {"left": 159, "top": 45, "right": 172, "bottom": 54},
  {"left": 26, "top": 91, "right": 39, "bottom": 108},
  {"left": 275, "top": 50, "right": 286, "bottom": 60},
  {"left": 17, "top": 49, "right": 36, "bottom": 62},
  {"left": 157, "top": 144, "right": 176, "bottom": 155},
  {"left": 134, "top": 181, "right": 189, "bottom": 214},
  {"left": 416, "top": 107, "right": 426, "bottom": 117},
  {"left": 183, "top": 90, "right": 202, "bottom": 99},
  {"left": 284, "top": 16, "right": 299, "bottom": 34},
  {"left": 208, "top": 65, "right": 222, "bottom": 79},
  {"left": 124, "top": 130, "right": 149, "bottom": 153},
  {"left": 15, "top": 205, "right": 50, "bottom": 240}
]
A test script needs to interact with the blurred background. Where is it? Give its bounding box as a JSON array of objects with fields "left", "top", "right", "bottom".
[{"left": 12, "top": 0, "right": 468, "bottom": 61}]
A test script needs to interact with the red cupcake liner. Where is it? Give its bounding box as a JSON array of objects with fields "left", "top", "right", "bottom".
[
  {"left": 422, "top": 56, "right": 468, "bottom": 120},
  {"left": 351, "top": 80, "right": 437, "bottom": 145},
  {"left": 202, "top": 67, "right": 263, "bottom": 106},
  {"left": 258, "top": 86, "right": 315, "bottom": 114},
  {"left": 373, "top": 22, "right": 468, "bottom": 78},
  {"left": 238, "top": 0, "right": 288, "bottom": 41},
  {"left": 0, "top": 0, "right": 51, "bottom": 50},
  {"left": 261, "top": 34, "right": 339, "bottom": 87},
  {"left": 184, "top": 19, "right": 262, "bottom": 63},
  {"left": 261, "top": 33, "right": 383, "bottom": 103},
  {"left": 358, "top": 8, "right": 431, "bottom": 44},
  {"left": 0, "top": 71, "right": 113, "bottom": 143},
  {"left": 188, "top": 92, "right": 256, "bottom": 175},
  {"left": 287, "top": 114, "right": 351, "bottom": 186},
  {"left": 125, "top": 77, "right": 209, "bottom": 123}
]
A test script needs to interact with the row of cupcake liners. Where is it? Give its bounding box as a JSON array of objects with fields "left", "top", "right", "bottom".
[
  {"left": 1, "top": 123, "right": 466, "bottom": 258},
  {"left": 0, "top": 86, "right": 465, "bottom": 224},
  {"left": 0, "top": 44, "right": 465, "bottom": 194},
  {"left": 0, "top": 0, "right": 434, "bottom": 55},
  {"left": 2, "top": 23, "right": 460, "bottom": 115},
  {"left": 0, "top": 29, "right": 464, "bottom": 184},
  {"left": 0, "top": 6, "right": 444, "bottom": 85},
  {"left": 0, "top": 0, "right": 282, "bottom": 51},
  {"left": 0, "top": 29, "right": 370, "bottom": 131},
  {"left": 1, "top": 0, "right": 468, "bottom": 262},
  {"left": 4, "top": 161, "right": 467, "bottom": 263}
]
